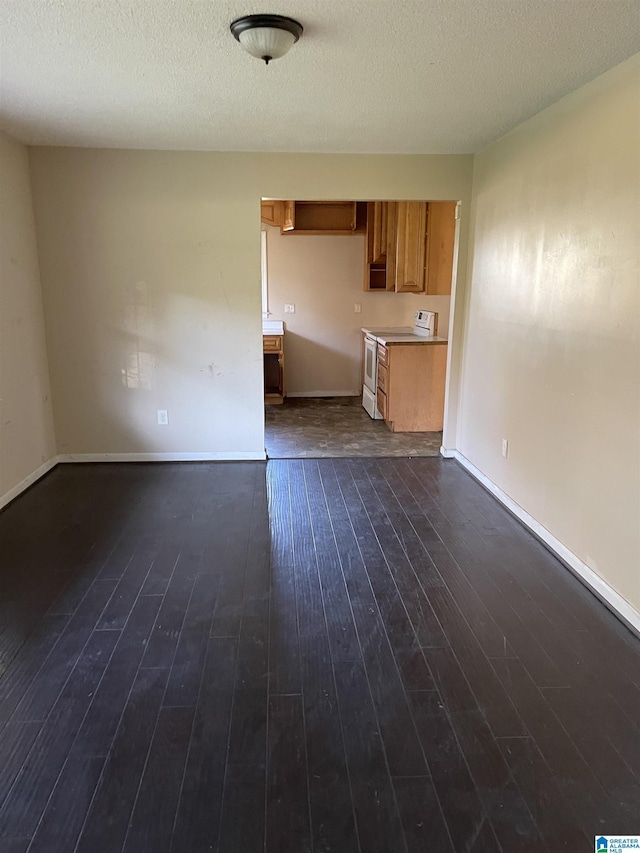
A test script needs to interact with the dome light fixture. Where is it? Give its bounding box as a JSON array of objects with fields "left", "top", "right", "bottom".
[{"left": 230, "top": 14, "right": 303, "bottom": 65}]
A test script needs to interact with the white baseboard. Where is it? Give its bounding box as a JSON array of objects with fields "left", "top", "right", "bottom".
[
  {"left": 439, "top": 446, "right": 456, "bottom": 458},
  {"left": 286, "top": 391, "right": 359, "bottom": 398},
  {"left": 0, "top": 456, "right": 59, "bottom": 510},
  {"left": 57, "top": 451, "right": 267, "bottom": 463},
  {"left": 448, "top": 450, "right": 640, "bottom": 635}
]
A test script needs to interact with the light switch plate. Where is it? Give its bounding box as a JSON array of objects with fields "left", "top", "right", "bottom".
[
  {"left": 284, "top": 304, "right": 295, "bottom": 314},
  {"left": 354, "top": 303, "right": 362, "bottom": 313},
  {"left": 158, "top": 410, "right": 169, "bottom": 425}
]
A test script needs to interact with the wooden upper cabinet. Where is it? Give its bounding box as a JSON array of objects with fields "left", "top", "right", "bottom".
[
  {"left": 280, "top": 201, "right": 356, "bottom": 235},
  {"left": 426, "top": 201, "right": 456, "bottom": 295},
  {"left": 261, "top": 200, "right": 284, "bottom": 227},
  {"left": 363, "top": 199, "right": 455, "bottom": 294},
  {"left": 394, "top": 202, "right": 427, "bottom": 293}
]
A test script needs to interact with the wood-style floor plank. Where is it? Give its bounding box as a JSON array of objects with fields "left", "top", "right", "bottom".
[
  {"left": 74, "top": 666, "right": 170, "bottom": 853},
  {"left": 7, "top": 578, "right": 117, "bottom": 725},
  {"left": 27, "top": 754, "right": 105, "bottom": 853},
  {"left": 491, "top": 656, "right": 631, "bottom": 836},
  {"left": 0, "top": 629, "right": 119, "bottom": 840},
  {"left": 163, "top": 571, "right": 220, "bottom": 708},
  {"left": 299, "top": 633, "right": 360, "bottom": 853},
  {"left": 266, "top": 694, "right": 312, "bottom": 853},
  {"left": 393, "top": 775, "right": 454, "bottom": 853},
  {"left": 0, "top": 459, "right": 636, "bottom": 853},
  {"left": 324, "top": 461, "right": 429, "bottom": 777},
  {"left": 302, "top": 459, "right": 361, "bottom": 663},
  {"left": 169, "top": 637, "right": 237, "bottom": 853},
  {"left": 333, "top": 659, "right": 408, "bottom": 853},
  {"left": 497, "top": 736, "right": 590, "bottom": 851},
  {"left": 408, "top": 689, "right": 501, "bottom": 853},
  {"left": 122, "top": 706, "right": 195, "bottom": 853},
  {"left": 216, "top": 764, "right": 266, "bottom": 853},
  {"left": 267, "top": 461, "right": 302, "bottom": 695}
]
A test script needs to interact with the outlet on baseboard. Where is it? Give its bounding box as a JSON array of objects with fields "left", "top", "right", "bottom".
[
  {"left": 501, "top": 438, "right": 508, "bottom": 458},
  {"left": 158, "top": 410, "right": 169, "bottom": 425}
]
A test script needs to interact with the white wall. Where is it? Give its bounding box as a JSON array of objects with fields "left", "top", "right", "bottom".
[
  {"left": 0, "top": 132, "right": 56, "bottom": 504},
  {"left": 265, "top": 223, "right": 451, "bottom": 396},
  {"left": 29, "top": 151, "right": 473, "bottom": 457},
  {"left": 459, "top": 55, "right": 640, "bottom": 611}
]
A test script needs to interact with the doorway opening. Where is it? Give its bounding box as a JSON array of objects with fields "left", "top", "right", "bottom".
[{"left": 260, "top": 199, "right": 459, "bottom": 459}]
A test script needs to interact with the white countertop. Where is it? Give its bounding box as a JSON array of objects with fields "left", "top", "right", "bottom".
[
  {"left": 361, "top": 326, "right": 414, "bottom": 336},
  {"left": 361, "top": 326, "right": 447, "bottom": 345},
  {"left": 263, "top": 321, "right": 284, "bottom": 335},
  {"left": 375, "top": 333, "right": 448, "bottom": 345}
]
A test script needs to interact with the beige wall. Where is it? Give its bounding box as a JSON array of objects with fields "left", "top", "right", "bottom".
[
  {"left": 265, "top": 223, "right": 451, "bottom": 395},
  {"left": 29, "top": 151, "right": 472, "bottom": 456},
  {"left": 459, "top": 55, "right": 640, "bottom": 610},
  {"left": 0, "top": 132, "right": 56, "bottom": 503}
]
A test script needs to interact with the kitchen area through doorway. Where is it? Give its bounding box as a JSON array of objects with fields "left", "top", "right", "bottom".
[{"left": 261, "top": 200, "right": 458, "bottom": 459}]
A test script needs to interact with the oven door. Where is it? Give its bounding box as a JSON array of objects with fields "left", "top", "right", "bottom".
[
  {"left": 362, "top": 335, "right": 383, "bottom": 419},
  {"left": 362, "top": 384, "right": 383, "bottom": 419},
  {"left": 363, "top": 335, "right": 378, "bottom": 393}
]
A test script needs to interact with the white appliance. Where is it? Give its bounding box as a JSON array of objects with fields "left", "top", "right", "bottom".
[
  {"left": 362, "top": 384, "right": 380, "bottom": 419},
  {"left": 362, "top": 333, "right": 382, "bottom": 418},
  {"left": 413, "top": 310, "right": 437, "bottom": 336},
  {"left": 361, "top": 311, "right": 437, "bottom": 418}
]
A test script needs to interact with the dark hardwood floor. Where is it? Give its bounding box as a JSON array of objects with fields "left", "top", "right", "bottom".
[{"left": 0, "top": 459, "right": 638, "bottom": 852}]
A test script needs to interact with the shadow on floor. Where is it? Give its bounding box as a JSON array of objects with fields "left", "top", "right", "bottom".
[{"left": 265, "top": 396, "right": 442, "bottom": 458}]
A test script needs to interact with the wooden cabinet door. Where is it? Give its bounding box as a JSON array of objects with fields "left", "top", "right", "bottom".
[
  {"left": 371, "top": 202, "right": 387, "bottom": 263},
  {"left": 426, "top": 201, "right": 456, "bottom": 295},
  {"left": 395, "top": 202, "right": 426, "bottom": 293},
  {"left": 282, "top": 200, "right": 295, "bottom": 232},
  {"left": 364, "top": 202, "right": 393, "bottom": 290},
  {"left": 261, "top": 200, "right": 283, "bottom": 226},
  {"left": 365, "top": 202, "right": 375, "bottom": 263},
  {"left": 385, "top": 202, "right": 398, "bottom": 291},
  {"left": 366, "top": 201, "right": 386, "bottom": 263}
]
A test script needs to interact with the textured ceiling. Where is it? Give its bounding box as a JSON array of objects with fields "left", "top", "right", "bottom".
[{"left": 1, "top": 0, "right": 639, "bottom": 153}]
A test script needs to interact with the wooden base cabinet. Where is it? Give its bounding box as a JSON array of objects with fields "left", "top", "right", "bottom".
[
  {"left": 263, "top": 334, "right": 284, "bottom": 404},
  {"left": 378, "top": 343, "right": 447, "bottom": 432}
]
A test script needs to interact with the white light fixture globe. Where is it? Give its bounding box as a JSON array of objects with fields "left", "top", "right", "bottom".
[{"left": 230, "top": 14, "right": 303, "bottom": 65}]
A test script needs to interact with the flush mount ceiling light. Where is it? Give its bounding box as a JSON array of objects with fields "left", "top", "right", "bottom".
[{"left": 230, "top": 14, "right": 303, "bottom": 64}]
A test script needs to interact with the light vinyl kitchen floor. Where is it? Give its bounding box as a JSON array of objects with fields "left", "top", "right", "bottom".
[{"left": 264, "top": 396, "right": 442, "bottom": 458}]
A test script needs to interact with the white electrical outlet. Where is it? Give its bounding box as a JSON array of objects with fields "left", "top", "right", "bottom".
[
  {"left": 354, "top": 303, "right": 362, "bottom": 314},
  {"left": 284, "top": 304, "right": 295, "bottom": 314},
  {"left": 501, "top": 438, "right": 508, "bottom": 458},
  {"left": 158, "top": 410, "right": 169, "bottom": 425}
]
